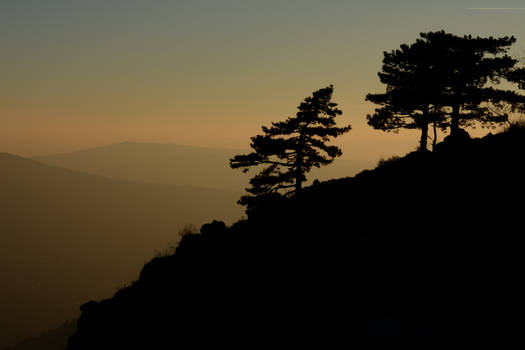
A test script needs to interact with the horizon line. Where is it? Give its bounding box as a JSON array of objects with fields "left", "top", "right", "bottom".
[{"left": 468, "top": 8, "right": 525, "bottom": 10}]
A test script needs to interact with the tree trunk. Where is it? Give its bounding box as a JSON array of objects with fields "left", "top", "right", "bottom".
[
  {"left": 419, "top": 108, "right": 429, "bottom": 152},
  {"left": 450, "top": 104, "right": 460, "bottom": 136},
  {"left": 295, "top": 151, "right": 303, "bottom": 194},
  {"left": 295, "top": 172, "right": 302, "bottom": 193},
  {"left": 419, "top": 121, "right": 428, "bottom": 152},
  {"left": 432, "top": 121, "right": 437, "bottom": 151}
]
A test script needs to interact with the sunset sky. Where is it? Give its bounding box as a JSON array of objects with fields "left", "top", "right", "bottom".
[{"left": 2, "top": 0, "right": 525, "bottom": 160}]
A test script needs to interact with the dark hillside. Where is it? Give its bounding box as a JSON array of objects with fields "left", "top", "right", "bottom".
[
  {"left": 67, "top": 127, "right": 525, "bottom": 348},
  {"left": 0, "top": 154, "right": 241, "bottom": 347}
]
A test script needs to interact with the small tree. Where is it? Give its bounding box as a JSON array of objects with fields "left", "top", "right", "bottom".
[{"left": 230, "top": 85, "right": 351, "bottom": 208}]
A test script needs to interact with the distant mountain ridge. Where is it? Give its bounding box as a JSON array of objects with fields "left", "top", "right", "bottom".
[
  {"left": 32, "top": 142, "right": 373, "bottom": 190},
  {"left": 32, "top": 142, "right": 251, "bottom": 190},
  {"left": 0, "top": 152, "right": 241, "bottom": 348}
]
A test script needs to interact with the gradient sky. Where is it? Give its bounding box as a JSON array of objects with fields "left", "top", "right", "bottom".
[{"left": 2, "top": 0, "right": 525, "bottom": 160}]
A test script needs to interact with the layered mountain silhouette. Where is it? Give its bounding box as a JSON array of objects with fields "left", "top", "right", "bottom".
[
  {"left": 33, "top": 142, "right": 372, "bottom": 190},
  {"left": 67, "top": 127, "right": 525, "bottom": 348},
  {"left": 0, "top": 154, "right": 241, "bottom": 348}
]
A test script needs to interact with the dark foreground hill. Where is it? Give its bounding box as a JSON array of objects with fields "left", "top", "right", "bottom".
[
  {"left": 67, "top": 127, "right": 525, "bottom": 348},
  {"left": 0, "top": 154, "right": 241, "bottom": 348}
]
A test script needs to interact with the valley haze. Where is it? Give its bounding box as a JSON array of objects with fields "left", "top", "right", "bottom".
[{"left": 1, "top": 142, "right": 372, "bottom": 348}]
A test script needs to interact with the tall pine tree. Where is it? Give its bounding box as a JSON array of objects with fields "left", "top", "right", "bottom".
[
  {"left": 366, "top": 39, "right": 447, "bottom": 151},
  {"left": 230, "top": 85, "right": 351, "bottom": 209},
  {"left": 367, "top": 30, "right": 525, "bottom": 150}
]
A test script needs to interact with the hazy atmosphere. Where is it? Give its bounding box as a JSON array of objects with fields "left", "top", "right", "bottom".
[
  {"left": 2, "top": 1, "right": 525, "bottom": 349},
  {"left": 3, "top": 1, "right": 524, "bottom": 159}
]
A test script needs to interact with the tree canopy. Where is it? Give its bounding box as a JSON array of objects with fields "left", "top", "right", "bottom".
[
  {"left": 367, "top": 30, "right": 525, "bottom": 150},
  {"left": 230, "top": 85, "right": 351, "bottom": 210}
]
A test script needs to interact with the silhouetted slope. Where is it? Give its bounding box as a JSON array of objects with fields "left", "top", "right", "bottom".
[
  {"left": 67, "top": 128, "right": 525, "bottom": 348},
  {"left": 32, "top": 142, "right": 372, "bottom": 190},
  {"left": 0, "top": 154, "right": 241, "bottom": 348},
  {"left": 3, "top": 321, "right": 76, "bottom": 350}
]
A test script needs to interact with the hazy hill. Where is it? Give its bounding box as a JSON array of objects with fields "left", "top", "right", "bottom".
[
  {"left": 0, "top": 153, "right": 241, "bottom": 348},
  {"left": 67, "top": 127, "right": 525, "bottom": 348},
  {"left": 32, "top": 142, "right": 373, "bottom": 190},
  {"left": 3, "top": 321, "right": 76, "bottom": 350}
]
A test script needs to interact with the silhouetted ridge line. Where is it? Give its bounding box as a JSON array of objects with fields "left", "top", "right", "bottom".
[{"left": 67, "top": 127, "right": 525, "bottom": 348}]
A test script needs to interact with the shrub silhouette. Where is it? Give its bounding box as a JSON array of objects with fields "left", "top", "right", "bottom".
[{"left": 377, "top": 155, "right": 402, "bottom": 168}]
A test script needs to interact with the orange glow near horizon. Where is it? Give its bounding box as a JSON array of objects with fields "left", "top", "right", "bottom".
[{"left": 1, "top": 1, "right": 522, "bottom": 159}]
